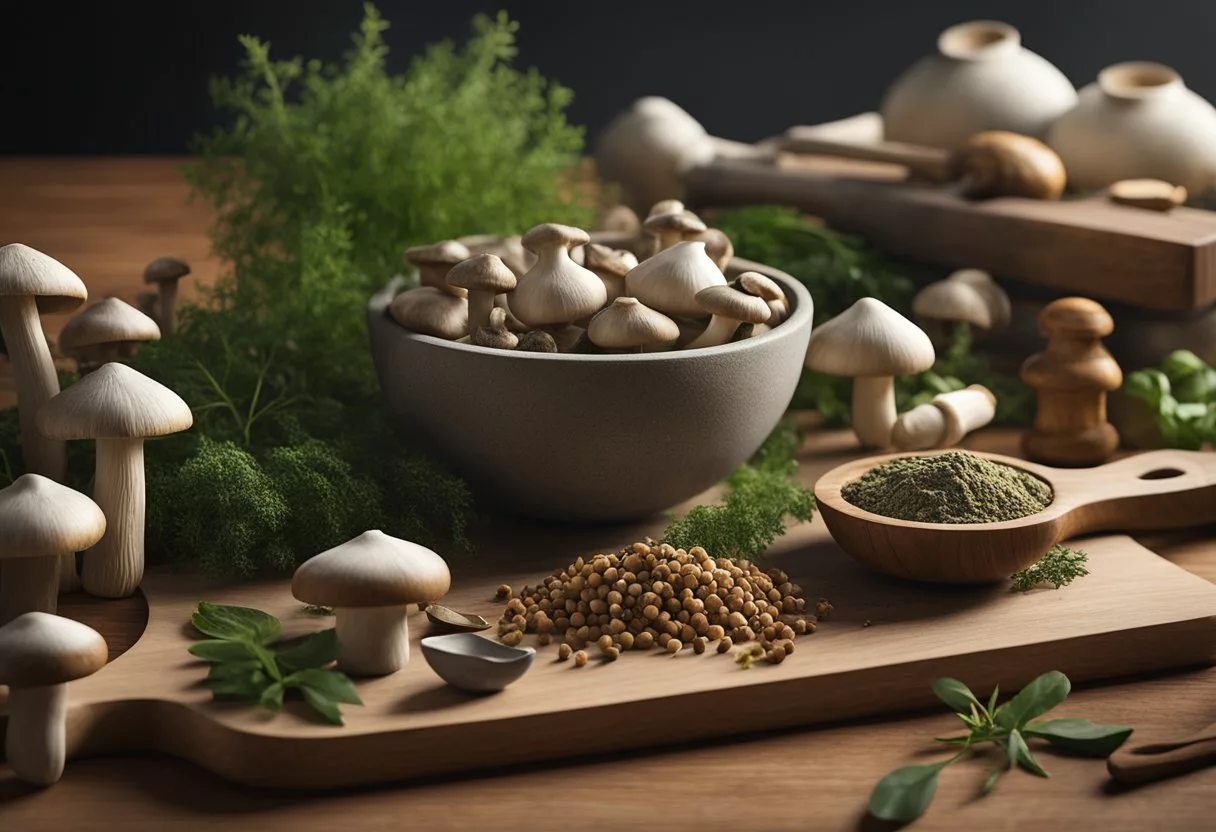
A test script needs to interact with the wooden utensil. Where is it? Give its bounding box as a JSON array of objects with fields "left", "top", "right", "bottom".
[
  {"left": 779, "top": 130, "right": 954, "bottom": 182},
  {"left": 1108, "top": 721, "right": 1216, "bottom": 784},
  {"left": 814, "top": 449, "right": 1216, "bottom": 583}
]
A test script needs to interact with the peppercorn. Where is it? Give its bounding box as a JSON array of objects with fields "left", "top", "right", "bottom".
[
  {"left": 693, "top": 637, "right": 707, "bottom": 654},
  {"left": 574, "top": 650, "right": 588, "bottom": 667},
  {"left": 717, "top": 636, "right": 733, "bottom": 654},
  {"left": 538, "top": 633, "right": 551, "bottom": 646},
  {"left": 618, "top": 631, "right": 635, "bottom": 650},
  {"left": 635, "top": 631, "right": 655, "bottom": 650},
  {"left": 667, "top": 639, "right": 682, "bottom": 655},
  {"left": 765, "top": 648, "right": 786, "bottom": 665},
  {"left": 501, "top": 630, "right": 523, "bottom": 647},
  {"left": 495, "top": 584, "right": 512, "bottom": 600},
  {"left": 706, "top": 624, "right": 725, "bottom": 641},
  {"left": 558, "top": 643, "right": 572, "bottom": 661}
]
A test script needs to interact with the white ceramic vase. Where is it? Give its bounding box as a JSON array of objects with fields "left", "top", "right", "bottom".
[
  {"left": 882, "top": 20, "right": 1077, "bottom": 150},
  {"left": 1048, "top": 62, "right": 1216, "bottom": 194}
]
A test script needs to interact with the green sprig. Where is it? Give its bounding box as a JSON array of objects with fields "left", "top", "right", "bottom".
[{"left": 1010, "top": 545, "right": 1089, "bottom": 592}]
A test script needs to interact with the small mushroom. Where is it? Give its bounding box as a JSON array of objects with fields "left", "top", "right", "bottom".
[
  {"left": 695, "top": 228, "right": 735, "bottom": 272},
  {"left": 805, "top": 298, "right": 936, "bottom": 448},
  {"left": 58, "top": 298, "right": 161, "bottom": 373},
  {"left": 291, "top": 530, "right": 451, "bottom": 676},
  {"left": 731, "top": 271, "right": 789, "bottom": 326},
  {"left": 458, "top": 234, "right": 535, "bottom": 277},
  {"left": 912, "top": 278, "right": 993, "bottom": 341},
  {"left": 643, "top": 211, "right": 708, "bottom": 252},
  {"left": 472, "top": 307, "right": 519, "bottom": 350},
  {"left": 596, "top": 204, "right": 641, "bottom": 235},
  {"left": 625, "top": 241, "right": 727, "bottom": 318},
  {"left": 516, "top": 330, "right": 558, "bottom": 353},
  {"left": 388, "top": 287, "right": 469, "bottom": 340},
  {"left": 404, "top": 241, "right": 472, "bottom": 297},
  {"left": 36, "top": 363, "right": 193, "bottom": 599},
  {"left": 587, "top": 297, "right": 680, "bottom": 353},
  {"left": 1108, "top": 179, "right": 1188, "bottom": 212},
  {"left": 510, "top": 224, "right": 607, "bottom": 330},
  {"left": 583, "top": 243, "right": 638, "bottom": 303},
  {"left": 947, "top": 131, "right": 1067, "bottom": 200},
  {"left": 686, "top": 286, "right": 771, "bottom": 349},
  {"left": 647, "top": 199, "right": 687, "bottom": 219},
  {"left": 142, "top": 256, "right": 190, "bottom": 336},
  {"left": 948, "top": 269, "right": 1012, "bottom": 330},
  {"left": 446, "top": 254, "right": 517, "bottom": 336},
  {"left": 891, "top": 385, "right": 998, "bottom": 450},
  {"left": 0, "top": 244, "right": 88, "bottom": 482},
  {"left": 0, "top": 612, "right": 107, "bottom": 786},
  {"left": 0, "top": 475, "right": 105, "bottom": 625}
]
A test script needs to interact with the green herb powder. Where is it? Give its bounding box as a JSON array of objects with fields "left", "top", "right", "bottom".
[{"left": 841, "top": 451, "right": 1052, "bottom": 524}]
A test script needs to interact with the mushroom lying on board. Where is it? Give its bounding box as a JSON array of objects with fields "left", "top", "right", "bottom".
[
  {"left": 389, "top": 287, "right": 469, "bottom": 340},
  {"left": 0, "top": 475, "right": 105, "bottom": 625},
  {"left": 472, "top": 307, "right": 519, "bottom": 350},
  {"left": 583, "top": 244, "right": 637, "bottom": 304},
  {"left": 0, "top": 612, "right": 108, "bottom": 786},
  {"left": 805, "top": 298, "right": 936, "bottom": 448},
  {"left": 58, "top": 297, "right": 161, "bottom": 373},
  {"left": 1108, "top": 178, "right": 1188, "bottom": 212},
  {"left": 404, "top": 241, "right": 471, "bottom": 297},
  {"left": 36, "top": 363, "right": 193, "bottom": 599},
  {"left": 446, "top": 254, "right": 517, "bottom": 336},
  {"left": 686, "top": 285, "right": 771, "bottom": 349},
  {"left": 142, "top": 256, "right": 190, "bottom": 336},
  {"left": 892, "top": 384, "right": 998, "bottom": 451},
  {"left": 587, "top": 297, "right": 680, "bottom": 353},
  {"left": 511, "top": 224, "right": 607, "bottom": 349},
  {"left": 625, "top": 241, "right": 727, "bottom": 319},
  {"left": 291, "top": 530, "right": 451, "bottom": 676}
]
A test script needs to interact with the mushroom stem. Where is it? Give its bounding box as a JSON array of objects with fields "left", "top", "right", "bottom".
[
  {"left": 6, "top": 684, "right": 67, "bottom": 787},
  {"left": 686, "top": 315, "right": 740, "bottom": 350},
  {"left": 157, "top": 280, "right": 178, "bottom": 336},
  {"left": 467, "top": 291, "right": 495, "bottom": 336},
  {"left": 851, "top": 376, "right": 898, "bottom": 448},
  {"left": 82, "top": 437, "right": 144, "bottom": 598},
  {"left": 0, "top": 296, "right": 66, "bottom": 481},
  {"left": 335, "top": 605, "right": 410, "bottom": 676},
  {"left": 0, "top": 557, "right": 59, "bottom": 625}
]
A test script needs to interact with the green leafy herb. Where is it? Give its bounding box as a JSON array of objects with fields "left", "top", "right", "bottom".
[
  {"left": 1124, "top": 350, "right": 1216, "bottom": 449},
  {"left": 188, "top": 602, "right": 362, "bottom": 725},
  {"left": 1010, "top": 545, "right": 1089, "bottom": 592},
  {"left": 868, "top": 672, "right": 1132, "bottom": 823},
  {"left": 661, "top": 419, "right": 815, "bottom": 560}
]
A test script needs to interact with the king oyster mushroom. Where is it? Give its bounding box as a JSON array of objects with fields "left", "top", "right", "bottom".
[
  {"left": 685, "top": 285, "right": 772, "bottom": 349},
  {"left": 891, "top": 384, "right": 998, "bottom": 451},
  {"left": 583, "top": 243, "right": 638, "bottom": 304},
  {"left": 404, "top": 241, "right": 471, "bottom": 297},
  {"left": 643, "top": 211, "right": 708, "bottom": 253},
  {"left": 625, "top": 240, "right": 727, "bottom": 319},
  {"left": 142, "top": 256, "right": 190, "bottom": 336},
  {"left": 695, "top": 227, "right": 735, "bottom": 272},
  {"left": 389, "top": 287, "right": 469, "bottom": 340},
  {"left": 731, "top": 271, "right": 789, "bottom": 327},
  {"left": 587, "top": 297, "right": 680, "bottom": 353},
  {"left": 510, "top": 224, "right": 607, "bottom": 349},
  {"left": 446, "top": 254, "right": 517, "bottom": 336}
]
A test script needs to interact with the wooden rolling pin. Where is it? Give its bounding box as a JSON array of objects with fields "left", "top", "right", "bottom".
[{"left": 1108, "top": 720, "right": 1216, "bottom": 784}]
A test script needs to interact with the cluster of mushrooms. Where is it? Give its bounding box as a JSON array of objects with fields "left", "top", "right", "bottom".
[
  {"left": 0, "top": 243, "right": 193, "bottom": 786},
  {"left": 388, "top": 201, "right": 790, "bottom": 354},
  {"left": 807, "top": 268, "right": 1012, "bottom": 450}
]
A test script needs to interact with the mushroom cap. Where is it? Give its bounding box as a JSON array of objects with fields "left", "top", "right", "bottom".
[
  {"left": 949, "top": 131, "right": 1067, "bottom": 201},
  {"left": 596, "top": 204, "right": 641, "bottom": 235},
  {"left": 696, "top": 228, "right": 734, "bottom": 271},
  {"left": 36, "top": 362, "right": 193, "bottom": 440},
  {"left": 647, "top": 199, "right": 687, "bottom": 218},
  {"left": 587, "top": 297, "right": 680, "bottom": 349},
  {"left": 446, "top": 253, "right": 517, "bottom": 295},
  {"left": 292, "top": 529, "right": 451, "bottom": 608},
  {"left": 0, "top": 612, "right": 108, "bottom": 688},
  {"left": 583, "top": 244, "right": 637, "bottom": 278},
  {"left": 912, "top": 279, "right": 993, "bottom": 328},
  {"left": 0, "top": 243, "right": 88, "bottom": 315},
  {"left": 404, "top": 240, "right": 471, "bottom": 268},
  {"left": 695, "top": 285, "right": 772, "bottom": 324},
  {"left": 516, "top": 330, "right": 558, "bottom": 353},
  {"left": 58, "top": 298, "right": 162, "bottom": 353},
  {"left": 643, "top": 211, "right": 707, "bottom": 238},
  {"left": 388, "top": 287, "right": 469, "bottom": 340},
  {"left": 734, "top": 271, "right": 785, "bottom": 303},
  {"left": 521, "top": 223, "right": 590, "bottom": 254},
  {"left": 948, "top": 269, "right": 1012, "bottom": 330},
  {"left": 624, "top": 241, "right": 728, "bottom": 318},
  {"left": 143, "top": 256, "right": 191, "bottom": 285},
  {"left": 806, "top": 298, "right": 936, "bottom": 377},
  {"left": 0, "top": 475, "right": 106, "bottom": 560}
]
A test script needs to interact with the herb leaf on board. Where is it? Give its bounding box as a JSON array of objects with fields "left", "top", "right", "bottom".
[
  {"left": 191, "top": 602, "right": 283, "bottom": 644},
  {"left": 932, "top": 677, "right": 982, "bottom": 713},
  {"left": 1010, "top": 546, "right": 1089, "bottom": 592},
  {"left": 1023, "top": 719, "right": 1134, "bottom": 757},
  {"left": 868, "top": 760, "right": 952, "bottom": 823},
  {"left": 997, "top": 671, "right": 1071, "bottom": 730}
]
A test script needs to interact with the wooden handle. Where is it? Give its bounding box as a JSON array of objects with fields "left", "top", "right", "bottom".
[
  {"left": 1108, "top": 733, "right": 1216, "bottom": 784},
  {"left": 777, "top": 131, "right": 951, "bottom": 182}
]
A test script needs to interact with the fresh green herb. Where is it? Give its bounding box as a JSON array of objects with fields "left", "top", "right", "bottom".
[
  {"left": 301, "top": 604, "right": 335, "bottom": 617},
  {"left": 1124, "top": 350, "right": 1216, "bottom": 449},
  {"left": 662, "top": 419, "right": 815, "bottom": 560},
  {"left": 188, "top": 602, "right": 361, "bottom": 725},
  {"left": 869, "top": 672, "right": 1132, "bottom": 823},
  {"left": 1010, "top": 545, "right": 1089, "bottom": 592}
]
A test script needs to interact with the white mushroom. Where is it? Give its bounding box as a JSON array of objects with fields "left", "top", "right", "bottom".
[
  {"left": 58, "top": 297, "right": 161, "bottom": 373},
  {"left": 624, "top": 241, "right": 727, "bottom": 318},
  {"left": 583, "top": 244, "right": 637, "bottom": 303},
  {"left": 596, "top": 204, "right": 641, "bottom": 235},
  {"left": 695, "top": 227, "right": 735, "bottom": 272},
  {"left": 0, "top": 475, "right": 105, "bottom": 625},
  {"left": 446, "top": 254, "right": 517, "bottom": 336},
  {"left": 36, "top": 363, "right": 193, "bottom": 598},
  {"left": 142, "top": 256, "right": 191, "bottom": 336},
  {"left": 948, "top": 269, "right": 1011, "bottom": 329},
  {"left": 805, "top": 298, "right": 936, "bottom": 448},
  {"left": 686, "top": 285, "right": 772, "bottom": 349},
  {"left": 731, "top": 271, "right": 789, "bottom": 326},
  {"left": 643, "top": 211, "right": 708, "bottom": 252},
  {"left": 511, "top": 224, "right": 607, "bottom": 332},
  {"left": 472, "top": 307, "right": 519, "bottom": 350},
  {"left": 912, "top": 278, "right": 993, "bottom": 343},
  {"left": 587, "top": 298, "right": 679, "bottom": 353},
  {"left": 891, "top": 385, "right": 998, "bottom": 450},
  {"left": 404, "top": 241, "right": 472, "bottom": 297},
  {"left": 389, "top": 287, "right": 469, "bottom": 340},
  {"left": 0, "top": 612, "right": 107, "bottom": 786},
  {"left": 291, "top": 530, "right": 451, "bottom": 676}
]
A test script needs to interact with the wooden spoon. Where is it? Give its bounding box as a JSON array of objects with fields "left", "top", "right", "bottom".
[
  {"left": 814, "top": 449, "right": 1216, "bottom": 583},
  {"left": 1108, "top": 721, "right": 1216, "bottom": 784}
]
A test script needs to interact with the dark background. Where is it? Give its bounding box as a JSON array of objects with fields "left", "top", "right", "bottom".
[{"left": 2, "top": 0, "right": 1214, "bottom": 154}]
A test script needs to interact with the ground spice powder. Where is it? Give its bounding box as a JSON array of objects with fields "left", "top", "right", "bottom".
[{"left": 841, "top": 451, "right": 1052, "bottom": 524}]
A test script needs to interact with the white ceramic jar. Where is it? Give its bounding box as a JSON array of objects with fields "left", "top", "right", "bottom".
[
  {"left": 1048, "top": 62, "right": 1216, "bottom": 193},
  {"left": 882, "top": 20, "right": 1077, "bottom": 150}
]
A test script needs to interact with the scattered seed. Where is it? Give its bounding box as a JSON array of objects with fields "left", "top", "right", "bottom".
[
  {"left": 558, "top": 643, "right": 572, "bottom": 661},
  {"left": 574, "top": 650, "right": 589, "bottom": 667}
]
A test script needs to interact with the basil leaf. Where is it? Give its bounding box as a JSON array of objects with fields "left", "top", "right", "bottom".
[
  {"left": 997, "top": 671, "right": 1070, "bottom": 730},
  {"left": 259, "top": 682, "right": 286, "bottom": 710},
  {"left": 192, "top": 602, "right": 282, "bottom": 645},
  {"left": 209, "top": 669, "right": 269, "bottom": 700},
  {"left": 932, "top": 677, "right": 982, "bottom": 714},
  {"left": 248, "top": 643, "right": 284, "bottom": 682},
  {"left": 275, "top": 629, "right": 340, "bottom": 672},
  {"left": 1007, "top": 730, "right": 1049, "bottom": 777},
  {"left": 300, "top": 685, "right": 344, "bottom": 725},
  {"left": 285, "top": 668, "right": 363, "bottom": 705},
  {"left": 207, "top": 659, "right": 261, "bottom": 681},
  {"left": 189, "top": 639, "right": 258, "bottom": 663},
  {"left": 1023, "top": 719, "right": 1133, "bottom": 757},
  {"left": 867, "top": 761, "right": 950, "bottom": 823}
]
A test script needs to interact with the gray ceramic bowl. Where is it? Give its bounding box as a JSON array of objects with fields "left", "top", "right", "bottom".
[
  {"left": 421, "top": 633, "right": 535, "bottom": 693},
  {"left": 368, "top": 257, "right": 814, "bottom": 521}
]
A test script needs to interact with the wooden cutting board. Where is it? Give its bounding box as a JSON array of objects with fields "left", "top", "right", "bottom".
[{"left": 5, "top": 532, "right": 1213, "bottom": 790}]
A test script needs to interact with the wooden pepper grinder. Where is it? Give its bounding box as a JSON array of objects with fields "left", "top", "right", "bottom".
[{"left": 1020, "top": 297, "right": 1122, "bottom": 466}]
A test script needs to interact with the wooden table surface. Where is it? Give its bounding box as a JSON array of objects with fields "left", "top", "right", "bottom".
[{"left": 0, "top": 158, "right": 1214, "bottom": 831}]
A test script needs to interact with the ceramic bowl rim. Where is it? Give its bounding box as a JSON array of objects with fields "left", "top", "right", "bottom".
[{"left": 421, "top": 633, "right": 536, "bottom": 664}]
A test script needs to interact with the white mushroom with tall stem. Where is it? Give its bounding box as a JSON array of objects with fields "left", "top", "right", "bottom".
[
  {"left": 624, "top": 240, "right": 727, "bottom": 319},
  {"left": 445, "top": 254, "right": 517, "bottom": 336},
  {"left": 891, "top": 384, "right": 998, "bottom": 451},
  {"left": 587, "top": 298, "right": 679, "bottom": 353},
  {"left": 36, "top": 363, "right": 193, "bottom": 598},
  {"left": 58, "top": 297, "right": 161, "bottom": 373},
  {"left": 0, "top": 612, "right": 108, "bottom": 786},
  {"left": 0, "top": 476, "right": 105, "bottom": 625},
  {"left": 805, "top": 298, "right": 936, "bottom": 448},
  {"left": 686, "top": 285, "right": 771, "bottom": 349},
  {"left": 404, "top": 240, "right": 471, "bottom": 296},
  {"left": 389, "top": 287, "right": 469, "bottom": 340},
  {"left": 291, "top": 530, "right": 451, "bottom": 677},
  {"left": 583, "top": 244, "right": 637, "bottom": 304},
  {"left": 142, "top": 256, "right": 190, "bottom": 336},
  {"left": 643, "top": 211, "right": 707, "bottom": 253},
  {"left": 510, "top": 224, "right": 607, "bottom": 349},
  {"left": 912, "top": 268, "right": 1011, "bottom": 345}
]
